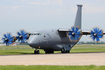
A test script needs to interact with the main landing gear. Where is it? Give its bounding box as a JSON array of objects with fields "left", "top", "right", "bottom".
[
  {"left": 34, "top": 49, "right": 40, "bottom": 54},
  {"left": 45, "top": 50, "right": 54, "bottom": 54},
  {"left": 61, "top": 50, "right": 70, "bottom": 53}
]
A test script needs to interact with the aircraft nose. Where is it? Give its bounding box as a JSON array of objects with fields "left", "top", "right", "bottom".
[{"left": 28, "top": 36, "right": 39, "bottom": 47}]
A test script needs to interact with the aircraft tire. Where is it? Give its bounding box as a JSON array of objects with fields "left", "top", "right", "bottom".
[
  {"left": 66, "top": 50, "right": 70, "bottom": 53},
  {"left": 66, "top": 50, "right": 69, "bottom": 53},
  {"left": 37, "top": 50, "right": 39, "bottom": 54},
  {"left": 61, "top": 50, "right": 70, "bottom": 53},
  {"left": 61, "top": 50, "right": 64, "bottom": 53},
  {"left": 34, "top": 50, "right": 36, "bottom": 54},
  {"left": 34, "top": 50, "right": 40, "bottom": 54},
  {"left": 51, "top": 51, "right": 54, "bottom": 54},
  {"left": 45, "top": 51, "right": 48, "bottom": 54}
]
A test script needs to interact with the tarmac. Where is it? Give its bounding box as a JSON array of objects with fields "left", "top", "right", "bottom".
[{"left": 0, "top": 53, "right": 105, "bottom": 66}]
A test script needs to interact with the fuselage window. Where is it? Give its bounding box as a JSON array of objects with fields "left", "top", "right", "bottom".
[
  {"left": 44, "top": 35, "right": 46, "bottom": 37},
  {"left": 30, "top": 33, "right": 41, "bottom": 35}
]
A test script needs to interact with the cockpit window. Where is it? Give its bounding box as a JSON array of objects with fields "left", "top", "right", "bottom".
[{"left": 30, "top": 33, "right": 41, "bottom": 35}]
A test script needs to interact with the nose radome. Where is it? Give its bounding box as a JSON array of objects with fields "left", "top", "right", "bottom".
[
  {"left": 28, "top": 36, "right": 38, "bottom": 47},
  {"left": 28, "top": 39, "right": 34, "bottom": 46}
]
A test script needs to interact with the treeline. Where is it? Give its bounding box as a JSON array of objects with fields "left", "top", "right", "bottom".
[
  {"left": 23, "top": 41, "right": 105, "bottom": 45},
  {"left": 0, "top": 42, "right": 28, "bottom": 45},
  {"left": 78, "top": 41, "right": 105, "bottom": 44}
]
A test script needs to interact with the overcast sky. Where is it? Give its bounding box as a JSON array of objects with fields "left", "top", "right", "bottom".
[{"left": 0, "top": 0, "right": 105, "bottom": 42}]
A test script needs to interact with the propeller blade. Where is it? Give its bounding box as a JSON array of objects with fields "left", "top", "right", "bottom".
[
  {"left": 23, "top": 34, "right": 28, "bottom": 38},
  {"left": 70, "top": 36, "right": 74, "bottom": 41},
  {"left": 3, "top": 34, "right": 7, "bottom": 38},
  {"left": 75, "top": 34, "right": 80, "bottom": 39},
  {"left": 17, "top": 32, "right": 21, "bottom": 35},
  {"left": 97, "top": 30, "right": 103, "bottom": 35},
  {"left": 90, "top": 30, "right": 94, "bottom": 34},
  {"left": 68, "top": 31, "right": 72, "bottom": 35},
  {"left": 6, "top": 42, "right": 9, "bottom": 46},
  {"left": 23, "top": 38, "right": 27, "bottom": 41},
  {"left": 21, "top": 39, "right": 25, "bottom": 43},
  {"left": 71, "top": 27, "right": 75, "bottom": 32},
  {"left": 75, "top": 27, "right": 79, "bottom": 33},
  {"left": 96, "top": 37, "right": 100, "bottom": 41},
  {"left": 74, "top": 36, "right": 78, "bottom": 41},
  {"left": 21, "top": 30, "right": 25, "bottom": 35},
  {"left": 97, "top": 35, "right": 103, "bottom": 38}
]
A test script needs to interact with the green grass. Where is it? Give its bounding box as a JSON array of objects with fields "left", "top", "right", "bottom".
[
  {"left": 0, "top": 65, "right": 105, "bottom": 70},
  {"left": 0, "top": 44, "right": 105, "bottom": 55},
  {"left": 71, "top": 44, "right": 105, "bottom": 53}
]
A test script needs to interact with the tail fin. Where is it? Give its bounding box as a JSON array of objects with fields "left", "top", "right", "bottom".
[{"left": 74, "top": 5, "right": 83, "bottom": 29}]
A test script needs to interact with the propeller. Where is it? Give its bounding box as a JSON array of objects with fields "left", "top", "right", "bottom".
[
  {"left": 2, "top": 33, "right": 14, "bottom": 46},
  {"left": 16, "top": 30, "right": 28, "bottom": 43},
  {"left": 90, "top": 27, "right": 103, "bottom": 42},
  {"left": 67, "top": 26, "right": 82, "bottom": 42}
]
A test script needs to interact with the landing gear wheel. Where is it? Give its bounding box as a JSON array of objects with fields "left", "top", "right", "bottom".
[
  {"left": 61, "top": 48, "right": 65, "bottom": 53},
  {"left": 34, "top": 50, "right": 40, "bottom": 54},
  {"left": 51, "top": 51, "right": 54, "bottom": 54},
  {"left": 34, "top": 50, "right": 36, "bottom": 54},
  {"left": 61, "top": 51, "right": 64, "bottom": 53},
  {"left": 45, "top": 51, "right": 48, "bottom": 54},
  {"left": 37, "top": 50, "right": 39, "bottom": 54},
  {"left": 67, "top": 50, "right": 70, "bottom": 53}
]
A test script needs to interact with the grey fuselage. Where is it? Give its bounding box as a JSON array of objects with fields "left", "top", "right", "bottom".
[{"left": 28, "top": 29, "right": 78, "bottom": 51}]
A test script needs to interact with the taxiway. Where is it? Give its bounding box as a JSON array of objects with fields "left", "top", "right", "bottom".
[{"left": 0, "top": 53, "right": 105, "bottom": 66}]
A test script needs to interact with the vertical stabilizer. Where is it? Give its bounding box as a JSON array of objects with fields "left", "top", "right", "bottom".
[{"left": 74, "top": 5, "right": 83, "bottom": 29}]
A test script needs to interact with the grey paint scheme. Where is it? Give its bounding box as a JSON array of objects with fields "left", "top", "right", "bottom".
[
  {"left": 74, "top": 5, "right": 82, "bottom": 29},
  {"left": 28, "top": 5, "right": 82, "bottom": 51}
]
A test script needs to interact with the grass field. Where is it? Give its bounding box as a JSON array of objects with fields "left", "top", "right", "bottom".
[
  {"left": 0, "top": 44, "right": 105, "bottom": 55},
  {"left": 0, "top": 65, "right": 105, "bottom": 70}
]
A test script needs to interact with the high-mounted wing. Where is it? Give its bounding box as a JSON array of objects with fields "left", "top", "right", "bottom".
[{"left": 58, "top": 27, "right": 104, "bottom": 42}]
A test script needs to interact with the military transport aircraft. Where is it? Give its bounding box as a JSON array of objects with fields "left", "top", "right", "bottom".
[{"left": 2, "top": 5, "right": 104, "bottom": 54}]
